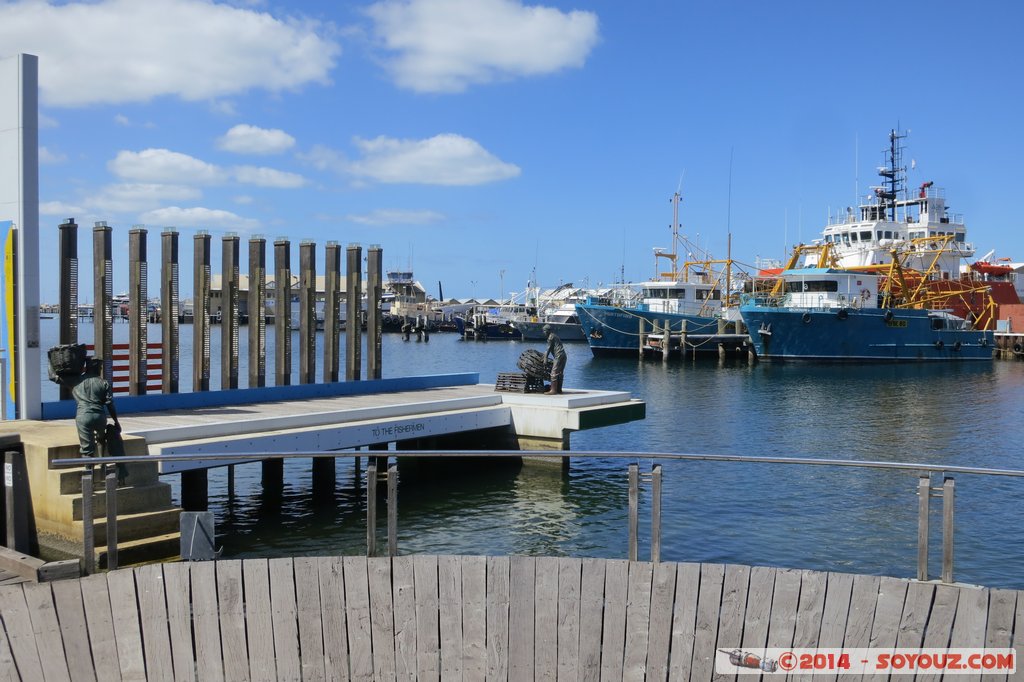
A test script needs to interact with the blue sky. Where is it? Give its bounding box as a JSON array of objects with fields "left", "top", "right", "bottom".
[{"left": 4, "top": 0, "right": 1023, "bottom": 303}]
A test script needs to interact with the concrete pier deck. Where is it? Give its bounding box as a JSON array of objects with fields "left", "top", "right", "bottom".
[{"left": 1, "top": 555, "right": 1018, "bottom": 680}]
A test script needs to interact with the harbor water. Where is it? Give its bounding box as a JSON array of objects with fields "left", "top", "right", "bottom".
[{"left": 36, "top": 319, "right": 1024, "bottom": 589}]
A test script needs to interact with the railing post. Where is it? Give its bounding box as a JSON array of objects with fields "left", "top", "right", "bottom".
[
  {"left": 917, "top": 475, "right": 929, "bottom": 581},
  {"left": 366, "top": 461, "right": 377, "bottom": 557},
  {"left": 387, "top": 463, "right": 398, "bottom": 557},
  {"left": 628, "top": 463, "right": 638, "bottom": 561},
  {"left": 651, "top": 464, "right": 662, "bottom": 562},
  {"left": 82, "top": 469, "right": 95, "bottom": 575},
  {"left": 105, "top": 469, "right": 118, "bottom": 570},
  {"left": 942, "top": 477, "right": 955, "bottom": 583}
]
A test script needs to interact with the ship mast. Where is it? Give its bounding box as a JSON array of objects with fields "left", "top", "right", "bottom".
[{"left": 879, "top": 129, "right": 907, "bottom": 221}]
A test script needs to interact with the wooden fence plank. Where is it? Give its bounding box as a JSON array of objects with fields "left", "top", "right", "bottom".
[
  {"left": 577, "top": 557, "right": 606, "bottom": 682},
  {"left": 106, "top": 568, "right": 146, "bottom": 682},
  {"left": 438, "top": 555, "right": 463, "bottom": 681},
  {"left": 622, "top": 561, "right": 654, "bottom": 682},
  {"left": 343, "top": 555, "right": 374, "bottom": 682},
  {"left": 293, "top": 556, "right": 326, "bottom": 682},
  {"left": 317, "top": 557, "right": 350, "bottom": 682},
  {"left": 667, "top": 562, "right": 701, "bottom": 680},
  {"left": 0, "top": 587, "right": 44, "bottom": 682},
  {"left": 712, "top": 564, "right": 751, "bottom": 682},
  {"left": 392, "top": 556, "right": 416, "bottom": 682},
  {"left": 268, "top": 558, "right": 301, "bottom": 682},
  {"left": 78, "top": 573, "right": 122, "bottom": 681},
  {"left": 191, "top": 561, "right": 225, "bottom": 682},
  {"left": 556, "top": 557, "right": 583, "bottom": 682},
  {"left": 50, "top": 579, "right": 95, "bottom": 682},
  {"left": 215, "top": 560, "right": 249, "bottom": 682},
  {"left": 690, "top": 563, "right": 725, "bottom": 682},
  {"left": 599, "top": 559, "right": 629, "bottom": 682},
  {"left": 161, "top": 563, "right": 195, "bottom": 682},
  {"left": 134, "top": 564, "right": 174, "bottom": 682},
  {"left": 412, "top": 554, "right": 440, "bottom": 681},
  {"left": 461, "top": 556, "right": 487, "bottom": 682},
  {"left": 242, "top": 559, "right": 277, "bottom": 682},
  {"left": 24, "top": 582, "right": 72, "bottom": 682},
  {"left": 367, "top": 556, "right": 396, "bottom": 680},
  {"left": 508, "top": 556, "right": 536, "bottom": 682},
  {"left": 534, "top": 556, "right": 559, "bottom": 682},
  {"left": 486, "top": 556, "right": 510, "bottom": 681}
]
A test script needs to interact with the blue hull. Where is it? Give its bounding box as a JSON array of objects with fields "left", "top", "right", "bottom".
[
  {"left": 576, "top": 303, "right": 722, "bottom": 357},
  {"left": 740, "top": 305, "right": 994, "bottom": 362}
]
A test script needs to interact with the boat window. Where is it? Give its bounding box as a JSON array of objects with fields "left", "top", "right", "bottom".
[
  {"left": 955, "top": 233, "right": 965, "bottom": 242},
  {"left": 825, "top": 235, "right": 833, "bottom": 242},
  {"left": 861, "top": 231, "right": 872, "bottom": 241},
  {"left": 850, "top": 232, "right": 858, "bottom": 242},
  {"left": 931, "top": 318, "right": 945, "bottom": 330},
  {"left": 884, "top": 230, "right": 893, "bottom": 239},
  {"left": 785, "top": 280, "right": 838, "bottom": 293}
]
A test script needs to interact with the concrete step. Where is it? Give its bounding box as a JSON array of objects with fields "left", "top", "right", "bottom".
[
  {"left": 72, "top": 483, "right": 173, "bottom": 520},
  {"left": 85, "top": 508, "right": 182, "bottom": 545},
  {"left": 97, "top": 532, "right": 182, "bottom": 569},
  {"left": 58, "top": 460, "right": 160, "bottom": 494}
]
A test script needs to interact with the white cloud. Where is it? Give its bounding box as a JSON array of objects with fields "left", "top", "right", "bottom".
[
  {"left": 114, "top": 114, "right": 131, "bottom": 127},
  {"left": 233, "top": 165, "right": 307, "bottom": 188},
  {"left": 109, "top": 149, "right": 228, "bottom": 184},
  {"left": 365, "top": 0, "right": 598, "bottom": 93},
  {"left": 39, "top": 146, "right": 67, "bottom": 164},
  {"left": 217, "top": 124, "right": 296, "bottom": 155},
  {"left": 139, "top": 206, "right": 260, "bottom": 231},
  {"left": 87, "top": 183, "right": 203, "bottom": 213},
  {"left": 0, "top": 0, "right": 340, "bottom": 107},
  {"left": 40, "top": 200, "right": 85, "bottom": 216},
  {"left": 298, "top": 144, "right": 348, "bottom": 173},
  {"left": 345, "top": 208, "right": 446, "bottom": 226},
  {"left": 348, "top": 134, "right": 520, "bottom": 185}
]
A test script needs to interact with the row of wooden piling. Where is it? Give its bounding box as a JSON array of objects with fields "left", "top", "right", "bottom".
[{"left": 56, "top": 219, "right": 384, "bottom": 394}]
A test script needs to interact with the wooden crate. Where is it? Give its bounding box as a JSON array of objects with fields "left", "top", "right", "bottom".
[{"left": 495, "top": 372, "right": 545, "bottom": 393}]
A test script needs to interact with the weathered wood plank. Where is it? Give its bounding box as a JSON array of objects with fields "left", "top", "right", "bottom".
[
  {"left": 622, "top": 561, "right": 654, "bottom": 682},
  {"left": 392, "top": 556, "right": 416, "bottom": 682},
  {"left": 789, "top": 569, "right": 828, "bottom": 682},
  {"left": 765, "top": 568, "right": 801, "bottom": 650},
  {"left": 534, "top": 556, "right": 559, "bottom": 681},
  {"left": 508, "top": 555, "right": 536, "bottom": 682},
  {"left": 984, "top": 588, "right": 1017, "bottom": 682},
  {"left": 738, "top": 565, "right": 776, "bottom": 657},
  {"left": 577, "top": 557, "right": 606, "bottom": 682},
  {"left": 412, "top": 554, "right": 440, "bottom": 681},
  {"left": 1010, "top": 592, "right": 1024, "bottom": 682},
  {"left": 867, "top": 576, "right": 909, "bottom": 650},
  {"left": 343, "top": 555, "right": 374, "bottom": 681},
  {"left": 438, "top": 555, "right": 464, "bottom": 681},
  {"left": 317, "top": 556, "right": 350, "bottom": 682},
  {"left": 915, "top": 583, "right": 960, "bottom": 682},
  {"left": 835, "top": 573, "right": 880, "bottom": 682},
  {"left": 556, "top": 557, "right": 583, "bottom": 682},
  {"left": 107, "top": 567, "right": 146, "bottom": 682},
  {"left": 50, "top": 578, "right": 96, "bottom": 682},
  {"left": 191, "top": 561, "right": 225, "bottom": 682},
  {"left": 215, "top": 559, "right": 250, "bottom": 682},
  {"left": 134, "top": 564, "right": 174, "bottom": 682},
  {"left": 711, "top": 564, "right": 751, "bottom": 682},
  {"left": 79, "top": 573, "right": 123, "bottom": 681},
  {"left": 161, "top": 563, "right": 196, "bottom": 682},
  {"left": 461, "top": 555, "right": 487, "bottom": 682},
  {"left": 690, "top": 563, "right": 725, "bottom": 682},
  {"left": 815, "top": 572, "right": 854, "bottom": 682},
  {"left": 242, "top": 559, "right": 277, "bottom": 682},
  {"left": 948, "top": 585, "right": 990, "bottom": 682},
  {"left": 0, "top": 587, "right": 44, "bottom": 682},
  {"left": 293, "top": 556, "right": 326, "bottom": 682},
  {"left": 23, "top": 582, "right": 71, "bottom": 682},
  {"left": 268, "top": 558, "right": 301, "bottom": 682},
  {"left": 888, "top": 580, "right": 935, "bottom": 682},
  {"left": 366, "top": 556, "right": 396, "bottom": 680},
  {"left": 0, "top": 618, "right": 19, "bottom": 682},
  {"left": 599, "top": 559, "right": 629, "bottom": 682},
  {"left": 644, "top": 561, "right": 677, "bottom": 682},
  {"left": 667, "top": 562, "right": 701, "bottom": 680},
  {"left": 486, "top": 556, "right": 511, "bottom": 681}
]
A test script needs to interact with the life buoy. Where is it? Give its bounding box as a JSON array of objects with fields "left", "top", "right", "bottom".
[
  {"left": 861, "top": 288, "right": 871, "bottom": 301},
  {"left": 1014, "top": 342, "right": 1022, "bottom": 354},
  {"left": 837, "top": 308, "right": 849, "bottom": 320},
  {"left": 801, "top": 312, "right": 812, "bottom": 324},
  {"left": 935, "top": 340, "right": 945, "bottom": 350},
  {"left": 953, "top": 341, "right": 962, "bottom": 352},
  {"left": 883, "top": 310, "right": 894, "bottom": 323}
]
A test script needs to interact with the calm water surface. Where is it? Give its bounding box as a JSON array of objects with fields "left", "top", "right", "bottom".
[{"left": 38, "top": 320, "right": 1024, "bottom": 588}]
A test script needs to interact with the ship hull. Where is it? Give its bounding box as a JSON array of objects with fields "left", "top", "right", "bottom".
[
  {"left": 513, "top": 319, "right": 586, "bottom": 342},
  {"left": 576, "top": 304, "right": 721, "bottom": 357},
  {"left": 740, "top": 306, "right": 994, "bottom": 362}
]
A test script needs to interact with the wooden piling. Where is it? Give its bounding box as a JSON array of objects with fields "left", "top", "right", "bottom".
[
  {"left": 160, "top": 229, "right": 180, "bottom": 393},
  {"left": 679, "top": 320, "right": 688, "bottom": 360},
  {"left": 128, "top": 228, "right": 148, "bottom": 395},
  {"left": 193, "top": 232, "right": 212, "bottom": 392},
  {"left": 93, "top": 222, "right": 113, "bottom": 380},
  {"left": 661, "top": 321, "right": 669, "bottom": 363},
  {"left": 367, "top": 461, "right": 378, "bottom": 556},
  {"left": 651, "top": 464, "right": 662, "bottom": 562},
  {"left": 248, "top": 237, "right": 267, "bottom": 388},
  {"left": 346, "top": 244, "right": 362, "bottom": 381},
  {"left": 387, "top": 462, "right": 397, "bottom": 556},
  {"left": 324, "top": 242, "right": 341, "bottom": 383},
  {"left": 299, "top": 241, "right": 316, "bottom": 385},
  {"left": 221, "top": 234, "right": 240, "bottom": 390},
  {"left": 638, "top": 320, "right": 646, "bottom": 359},
  {"left": 942, "top": 477, "right": 955, "bottom": 583},
  {"left": 274, "top": 238, "right": 292, "bottom": 386},
  {"left": 57, "top": 218, "right": 78, "bottom": 400},
  {"left": 367, "top": 245, "right": 383, "bottom": 380}
]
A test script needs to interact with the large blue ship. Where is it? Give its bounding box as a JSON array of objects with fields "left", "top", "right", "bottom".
[{"left": 740, "top": 267, "right": 994, "bottom": 362}]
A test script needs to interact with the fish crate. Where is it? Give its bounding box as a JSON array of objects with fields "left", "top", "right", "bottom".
[{"left": 495, "top": 372, "right": 546, "bottom": 393}]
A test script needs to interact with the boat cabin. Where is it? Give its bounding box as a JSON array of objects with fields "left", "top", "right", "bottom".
[
  {"left": 640, "top": 280, "right": 723, "bottom": 316},
  {"left": 779, "top": 268, "right": 879, "bottom": 310}
]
